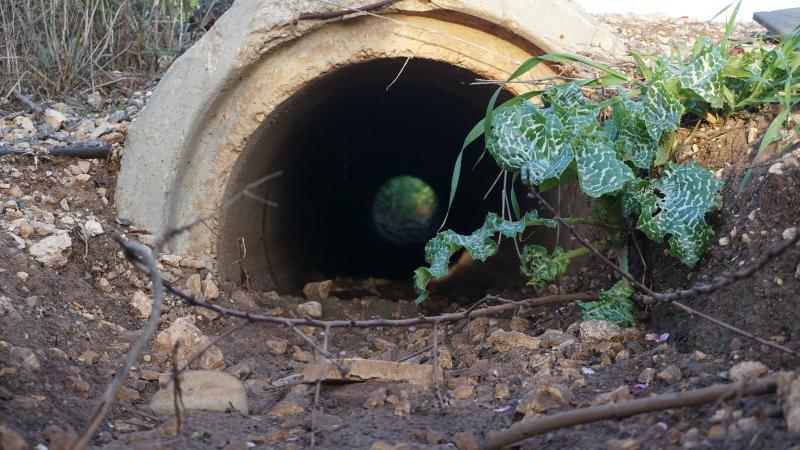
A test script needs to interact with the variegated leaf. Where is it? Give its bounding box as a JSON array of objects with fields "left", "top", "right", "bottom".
[
  {"left": 679, "top": 40, "right": 727, "bottom": 108},
  {"left": 634, "top": 162, "right": 723, "bottom": 267}
]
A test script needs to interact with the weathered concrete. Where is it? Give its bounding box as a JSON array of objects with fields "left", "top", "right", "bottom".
[{"left": 116, "top": 0, "right": 622, "bottom": 287}]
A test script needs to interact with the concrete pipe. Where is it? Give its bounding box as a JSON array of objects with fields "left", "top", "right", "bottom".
[{"left": 116, "top": 0, "right": 623, "bottom": 292}]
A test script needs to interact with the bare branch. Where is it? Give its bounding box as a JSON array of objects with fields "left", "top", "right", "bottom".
[
  {"left": 73, "top": 241, "right": 164, "bottom": 449},
  {"left": 484, "top": 376, "right": 779, "bottom": 449}
]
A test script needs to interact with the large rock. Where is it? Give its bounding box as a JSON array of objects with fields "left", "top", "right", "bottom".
[
  {"left": 29, "top": 234, "right": 72, "bottom": 268},
  {"left": 150, "top": 370, "right": 248, "bottom": 415},
  {"left": 154, "top": 316, "right": 225, "bottom": 370}
]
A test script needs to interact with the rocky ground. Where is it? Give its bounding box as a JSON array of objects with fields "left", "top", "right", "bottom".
[{"left": 1, "top": 14, "right": 800, "bottom": 450}]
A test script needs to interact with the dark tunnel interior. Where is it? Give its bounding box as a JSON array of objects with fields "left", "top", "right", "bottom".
[{"left": 218, "top": 57, "right": 520, "bottom": 292}]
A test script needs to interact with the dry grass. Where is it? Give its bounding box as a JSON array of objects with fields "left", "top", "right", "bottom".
[{"left": 0, "top": 0, "right": 198, "bottom": 103}]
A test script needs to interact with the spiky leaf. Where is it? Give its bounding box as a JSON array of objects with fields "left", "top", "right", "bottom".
[
  {"left": 679, "top": 40, "right": 727, "bottom": 108},
  {"left": 414, "top": 210, "right": 556, "bottom": 302},
  {"left": 520, "top": 245, "right": 568, "bottom": 286},
  {"left": 633, "top": 162, "right": 723, "bottom": 267},
  {"left": 579, "top": 281, "right": 635, "bottom": 326},
  {"left": 575, "top": 140, "right": 635, "bottom": 197}
]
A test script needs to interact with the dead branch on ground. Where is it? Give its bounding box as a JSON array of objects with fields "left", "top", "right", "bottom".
[{"left": 483, "top": 376, "right": 780, "bottom": 449}]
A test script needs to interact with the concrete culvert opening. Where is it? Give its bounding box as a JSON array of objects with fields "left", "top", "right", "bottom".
[
  {"left": 115, "top": 0, "right": 623, "bottom": 298},
  {"left": 218, "top": 58, "right": 514, "bottom": 291}
]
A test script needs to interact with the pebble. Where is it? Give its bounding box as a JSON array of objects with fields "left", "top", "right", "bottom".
[
  {"left": 83, "top": 220, "right": 103, "bottom": 236},
  {"left": 768, "top": 162, "right": 784, "bottom": 175},
  {"left": 488, "top": 329, "right": 540, "bottom": 352},
  {"left": 129, "top": 290, "right": 152, "bottom": 318},
  {"left": 591, "top": 385, "right": 632, "bottom": 406},
  {"left": 43, "top": 425, "right": 77, "bottom": 450},
  {"left": 186, "top": 273, "right": 203, "bottom": 299},
  {"left": 202, "top": 274, "right": 219, "bottom": 300},
  {"left": 638, "top": 368, "right": 656, "bottom": 384},
  {"left": 44, "top": 109, "right": 68, "bottom": 130},
  {"left": 116, "top": 385, "right": 141, "bottom": 403},
  {"left": 707, "top": 424, "right": 726, "bottom": 440},
  {"left": 728, "top": 361, "right": 768, "bottom": 382},
  {"left": 10, "top": 346, "right": 40, "bottom": 371},
  {"left": 657, "top": 365, "right": 682, "bottom": 383},
  {"left": 266, "top": 338, "right": 288, "bottom": 355},
  {"left": 452, "top": 432, "right": 480, "bottom": 450},
  {"left": 29, "top": 234, "right": 72, "bottom": 268},
  {"left": 302, "top": 280, "right": 333, "bottom": 300},
  {"left": 154, "top": 316, "right": 225, "bottom": 370},
  {"left": 607, "top": 437, "right": 640, "bottom": 450},
  {"left": 78, "top": 350, "right": 100, "bottom": 365},
  {"left": 297, "top": 301, "right": 323, "bottom": 318},
  {"left": 426, "top": 429, "right": 447, "bottom": 445},
  {"left": 516, "top": 381, "right": 573, "bottom": 418},
  {"left": 579, "top": 320, "right": 623, "bottom": 343}
]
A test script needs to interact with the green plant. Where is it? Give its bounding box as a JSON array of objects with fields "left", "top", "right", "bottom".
[{"left": 414, "top": 7, "right": 798, "bottom": 325}]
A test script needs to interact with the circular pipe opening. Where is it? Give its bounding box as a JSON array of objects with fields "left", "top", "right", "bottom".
[{"left": 218, "top": 58, "right": 515, "bottom": 292}]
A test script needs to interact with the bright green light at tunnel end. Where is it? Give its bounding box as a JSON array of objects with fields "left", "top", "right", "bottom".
[{"left": 372, "top": 175, "right": 440, "bottom": 245}]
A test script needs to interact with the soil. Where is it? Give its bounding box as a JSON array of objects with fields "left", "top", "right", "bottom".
[{"left": 2, "top": 13, "right": 800, "bottom": 450}]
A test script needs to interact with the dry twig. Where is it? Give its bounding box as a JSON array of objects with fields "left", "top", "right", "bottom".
[{"left": 484, "top": 376, "right": 779, "bottom": 449}]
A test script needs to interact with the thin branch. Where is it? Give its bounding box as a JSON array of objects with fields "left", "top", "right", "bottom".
[
  {"left": 290, "top": 324, "right": 347, "bottom": 375},
  {"left": 72, "top": 241, "right": 164, "bottom": 449},
  {"left": 483, "top": 376, "right": 779, "bottom": 449},
  {"left": 11, "top": 88, "right": 42, "bottom": 114},
  {"left": 529, "top": 188, "right": 799, "bottom": 356}
]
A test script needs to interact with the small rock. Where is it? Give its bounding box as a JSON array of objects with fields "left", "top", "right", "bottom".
[
  {"left": 509, "top": 315, "right": 530, "bottom": 331},
  {"left": 516, "top": 381, "right": 573, "bottom": 418},
  {"left": 96, "top": 277, "right": 112, "bottom": 293},
  {"left": 449, "top": 384, "right": 474, "bottom": 400},
  {"left": 591, "top": 385, "right": 632, "bottom": 406},
  {"left": 267, "top": 388, "right": 309, "bottom": 417},
  {"left": 44, "top": 109, "right": 67, "bottom": 130},
  {"left": 363, "top": 387, "right": 389, "bottom": 409},
  {"left": 691, "top": 350, "right": 707, "bottom": 362},
  {"left": 579, "top": 320, "right": 622, "bottom": 343},
  {"left": 159, "top": 254, "right": 182, "bottom": 267},
  {"left": 186, "top": 274, "right": 203, "bottom": 299},
  {"left": 494, "top": 383, "right": 510, "bottom": 399},
  {"left": 768, "top": 162, "right": 784, "bottom": 175},
  {"left": 66, "top": 375, "right": 91, "bottom": 395},
  {"left": 154, "top": 316, "right": 225, "bottom": 370},
  {"left": 778, "top": 372, "right": 800, "bottom": 433},
  {"left": 539, "top": 329, "right": 572, "bottom": 347},
  {"left": 638, "top": 368, "right": 656, "bottom": 384},
  {"left": 728, "top": 417, "right": 758, "bottom": 440},
  {"left": 29, "top": 234, "right": 72, "bottom": 268},
  {"left": 707, "top": 424, "right": 726, "bottom": 440},
  {"left": 297, "top": 301, "right": 323, "bottom": 318},
  {"left": 10, "top": 346, "right": 40, "bottom": 371},
  {"left": 117, "top": 386, "right": 141, "bottom": 403},
  {"left": 488, "top": 329, "right": 540, "bottom": 352},
  {"left": 615, "top": 349, "right": 630, "bottom": 361},
  {"left": 729, "top": 361, "right": 768, "bottom": 382},
  {"left": 657, "top": 365, "right": 682, "bottom": 383},
  {"left": 0, "top": 424, "right": 27, "bottom": 450},
  {"left": 130, "top": 290, "right": 152, "bottom": 318},
  {"left": 783, "top": 227, "right": 797, "bottom": 241},
  {"left": 202, "top": 274, "right": 219, "bottom": 300},
  {"left": 78, "top": 350, "right": 100, "bottom": 365},
  {"left": 303, "top": 280, "right": 333, "bottom": 300},
  {"left": 87, "top": 91, "right": 103, "bottom": 108},
  {"left": 452, "top": 432, "right": 480, "bottom": 450},
  {"left": 83, "top": 220, "right": 103, "bottom": 236},
  {"left": 266, "top": 338, "right": 288, "bottom": 355},
  {"left": 150, "top": 370, "right": 248, "bottom": 415},
  {"left": 16, "top": 272, "right": 29, "bottom": 282},
  {"left": 607, "top": 437, "right": 640, "bottom": 450},
  {"left": 718, "top": 236, "right": 730, "bottom": 246}
]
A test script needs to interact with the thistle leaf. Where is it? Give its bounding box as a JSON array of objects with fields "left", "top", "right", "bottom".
[
  {"left": 575, "top": 140, "right": 635, "bottom": 198},
  {"left": 414, "top": 210, "right": 556, "bottom": 303},
  {"left": 633, "top": 162, "right": 723, "bottom": 267},
  {"left": 579, "top": 280, "right": 635, "bottom": 326},
  {"left": 520, "top": 245, "right": 568, "bottom": 286},
  {"left": 679, "top": 40, "right": 727, "bottom": 108}
]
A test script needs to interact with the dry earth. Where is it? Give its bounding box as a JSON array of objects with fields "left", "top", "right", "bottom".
[{"left": 1, "top": 15, "right": 800, "bottom": 450}]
